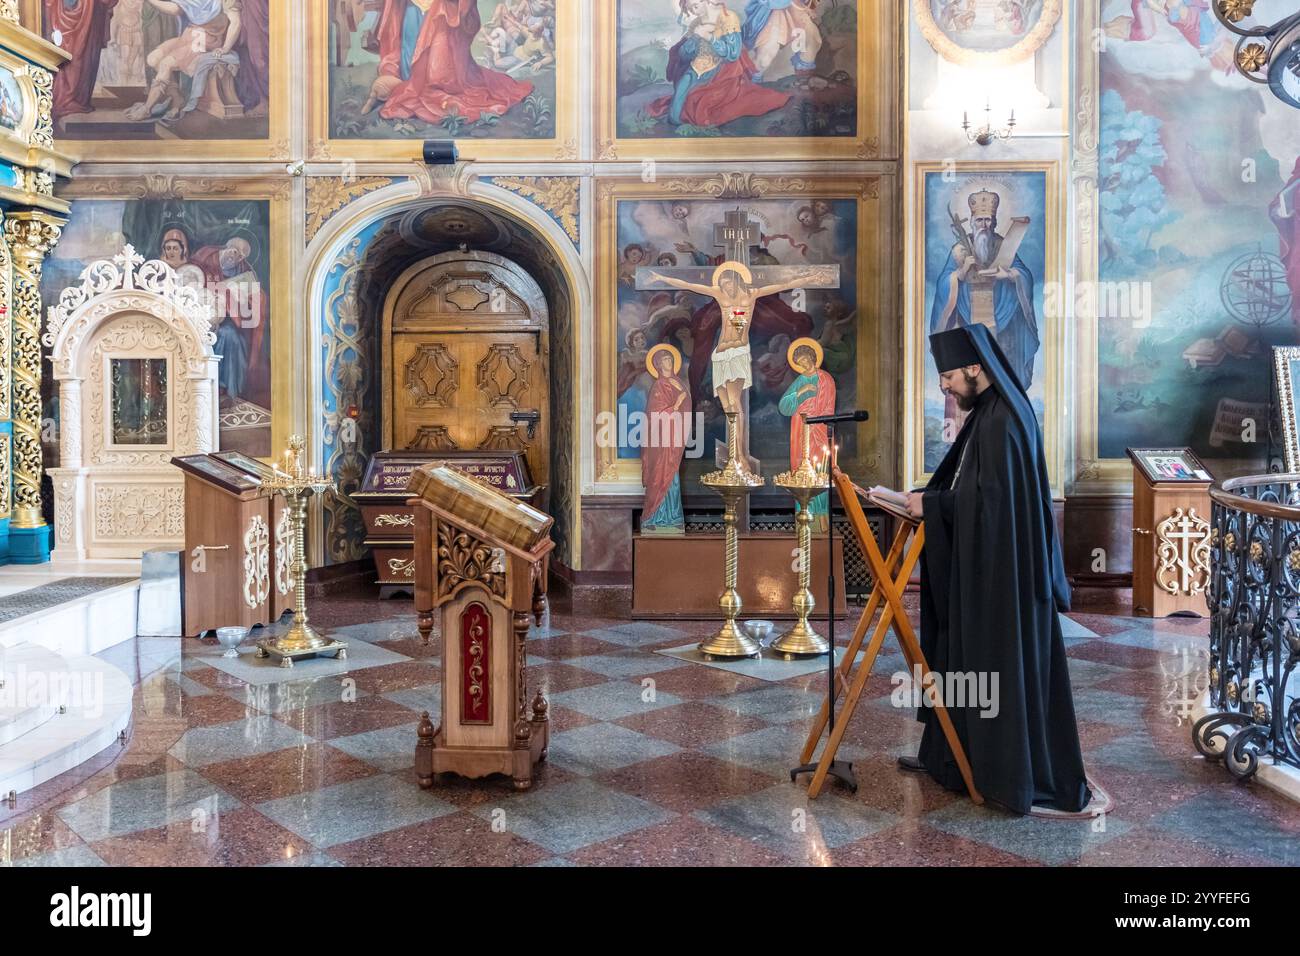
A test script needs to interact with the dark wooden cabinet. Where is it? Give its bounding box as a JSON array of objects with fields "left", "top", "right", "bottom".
[{"left": 356, "top": 450, "right": 541, "bottom": 598}]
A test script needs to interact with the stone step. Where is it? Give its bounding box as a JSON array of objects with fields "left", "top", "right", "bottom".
[
  {"left": 0, "top": 644, "right": 64, "bottom": 746},
  {"left": 0, "top": 654, "right": 133, "bottom": 797}
]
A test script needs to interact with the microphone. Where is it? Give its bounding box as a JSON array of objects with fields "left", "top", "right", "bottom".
[{"left": 803, "top": 409, "right": 870, "bottom": 425}]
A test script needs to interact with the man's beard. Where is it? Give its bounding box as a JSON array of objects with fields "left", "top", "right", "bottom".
[
  {"left": 950, "top": 371, "right": 980, "bottom": 411},
  {"left": 973, "top": 227, "right": 995, "bottom": 266}
]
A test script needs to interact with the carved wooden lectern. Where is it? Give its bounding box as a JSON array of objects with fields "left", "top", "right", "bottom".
[
  {"left": 172, "top": 453, "right": 294, "bottom": 636},
  {"left": 409, "top": 464, "right": 553, "bottom": 791},
  {"left": 1127, "top": 447, "right": 1213, "bottom": 618}
]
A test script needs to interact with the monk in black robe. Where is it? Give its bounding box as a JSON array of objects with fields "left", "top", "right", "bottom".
[{"left": 901, "top": 325, "right": 1091, "bottom": 814}]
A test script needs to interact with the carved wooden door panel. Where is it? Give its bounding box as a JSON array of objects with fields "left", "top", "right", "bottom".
[{"left": 385, "top": 253, "right": 549, "bottom": 491}]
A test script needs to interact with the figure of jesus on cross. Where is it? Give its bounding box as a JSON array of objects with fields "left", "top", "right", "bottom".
[
  {"left": 638, "top": 208, "right": 839, "bottom": 478},
  {"left": 647, "top": 260, "right": 835, "bottom": 475}
]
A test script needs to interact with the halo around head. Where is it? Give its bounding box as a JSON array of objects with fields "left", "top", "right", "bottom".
[
  {"left": 788, "top": 336, "right": 823, "bottom": 370},
  {"left": 646, "top": 342, "right": 682, "bottom": 378},
  {"left": 711, "top": 260, "right": 752, "bottom": 288}
]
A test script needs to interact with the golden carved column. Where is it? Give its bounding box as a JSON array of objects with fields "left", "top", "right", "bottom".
[{"left": 5, "top": 210, "right": 63, "bottom": 533}]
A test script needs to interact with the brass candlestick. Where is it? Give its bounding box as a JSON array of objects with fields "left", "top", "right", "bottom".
[
  {"left": 255, "top": 436, "right": 348, "bottom": 669},
  {"left": 771, "top": 417, "right": 829, "bottom": 658},
  {"left": 698, "top": 410, "right": 764, "bottom": 659}
]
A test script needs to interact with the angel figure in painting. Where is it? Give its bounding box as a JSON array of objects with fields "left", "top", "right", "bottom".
[
  {"left": 648, "top": 261, "right": 834, "bottom": 472},
  {"left": 641, "top": 344, "right": 692, "bottom": 536},
  {"left": 778, "top": 337, "right": 834, "bottom": 532}
]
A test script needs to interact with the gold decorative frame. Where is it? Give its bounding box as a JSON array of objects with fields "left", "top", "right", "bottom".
[
  {"left": 1274, "top": 346, "right": 1300, "bottom": 472},
  {"left": 593, "top": 172, "right": 896, "bottom": 487},
  {"left": 1070, "top": 0, "right": 1128, "bottom": 493},
  {"left": 913, "top": 0, "right": 1062, "bottom": 68},
  {"left": 308, "top": 0, "right": 579, "bottom": 161},
  {"left": 910, "top": 160, "right": 1065, "bottom": 491},
  {"left": 57, "top": 174, "right": 295, "bottom": 458},
  {"left": 0, "top": 47, "right": 39, "bottom": 148},
  {"left": 594, "top": 0, "right": 896, "bottom": 161},
  {"left": 30, "top": 1, "right": 291, "bottom": 161}
]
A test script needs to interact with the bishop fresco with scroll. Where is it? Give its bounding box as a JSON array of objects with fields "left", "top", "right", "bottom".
[{"left": 930, "top": 188, "right": 1040, "bottom": 391}]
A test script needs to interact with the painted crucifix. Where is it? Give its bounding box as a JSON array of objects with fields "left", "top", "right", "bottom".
[{"left": 636, "top": 209, "right": 839, "bottom": 476}]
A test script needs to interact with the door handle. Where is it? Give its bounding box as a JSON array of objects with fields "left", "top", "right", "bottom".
[{"left": 510, "top": 409, "right": 541, "bottom": 440}]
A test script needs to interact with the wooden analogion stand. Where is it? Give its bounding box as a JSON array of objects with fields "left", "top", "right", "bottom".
[
  {"left": 409, "top": 465, "right": 554, "bottom": 791},
  {"left": 1126, "top": 447, "right": 1213, "bottom": 618},
  {"left": 798, "top": 469, "right": 982, "bottom": 804}
]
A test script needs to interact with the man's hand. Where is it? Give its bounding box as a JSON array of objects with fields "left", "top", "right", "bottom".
[{"left": 905, "top": 491, "right": 925, "bottom": 519}]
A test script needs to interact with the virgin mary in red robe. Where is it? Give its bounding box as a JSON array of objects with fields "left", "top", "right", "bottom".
[
  {"left": 371, "top": 0, "right": 533, "bottom": 125},
  {"left": 641, "top": 347, "right": 690, "bottom": 534}
]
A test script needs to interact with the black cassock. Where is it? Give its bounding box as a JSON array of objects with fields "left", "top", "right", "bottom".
[{"left": 918, "top": 325, "right": 1090, "bottom": 814}]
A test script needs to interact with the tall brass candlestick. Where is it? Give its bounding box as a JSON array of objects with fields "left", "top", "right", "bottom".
[
  {"left": 771, "top": 417, "right": 829, "bottom": 658},
  {"left": 699, "top": 410, "right": 764, "bottom": 659},
  {"left": 255, "top": 435, "right": 348, "bottom": 669}
]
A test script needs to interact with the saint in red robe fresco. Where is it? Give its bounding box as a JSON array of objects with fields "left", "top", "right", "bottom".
[
  {"left": 364, "top": 0, "right": 533, "bottom": 124},
  {"left": 778, "top": 338, "right": 834, "bottom": 530},
  {"left": 641, "top": 345, "right": 691, "bottom": 535}
]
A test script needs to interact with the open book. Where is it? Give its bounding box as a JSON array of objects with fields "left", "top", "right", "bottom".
[{"left": 863, "top": 485, "right": 916, "bottom": 523}]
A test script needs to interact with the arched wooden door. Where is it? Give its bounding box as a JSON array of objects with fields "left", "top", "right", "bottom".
[{"left": 382, "top": 251, "right": 550, "bottom": 493}]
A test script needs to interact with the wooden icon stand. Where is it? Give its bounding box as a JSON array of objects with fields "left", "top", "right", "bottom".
[{"left": 797, "top": 469, "right": 983, "bottom": 804}]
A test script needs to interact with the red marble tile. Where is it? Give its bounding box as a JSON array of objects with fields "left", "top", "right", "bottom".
[
  {"left": 373, "top": 636, "right": 441, "bottom": 659},
  {"left": 402, "top": 760, "right": 581, "bottom": 810},
  {"left": 1074, "top": 826, "right": 1278, "bottom": 867},
  {"left": 570, "top": 814, "right": 789, "bottom": 867},
  {"left": 199, "top": 743, "right": 381, "bottom": 804},
  {"left": 1088, "top": 764, "right": 1216, "bottom": 824},
  {"left": 274, "top": 696, "right": 422, "bottom": 739},
  {"left": 1089, "top": 669, "right": 1160, "bottom": 696},
  {"left": 614, "top": 701, "right": 770, "bottom": 749},
  {"left": 329, "top": 811, "right": 549, "bottom": 866},
  {"left": 832, "top": 822, "right": 1041, "bottom": 867},
  {"left": 348, "top": 661, "right": 441, "bottom": 694},
  {"left": 182, "top": 663, "right": 251, "bottom": 692},
  {"left": 89, "top": 806, "right": 312, "bottom": 867},
  {"left": 525, "top": 660, "right": 614, "bottom": 694},
  {"left": 595, "top": 751, "right": 777, "bottom": 812},
  {"left": 844, "top": 754, "right": 961, "bottom": 819},
  {"left": 1062, "top": 612, "right": 1140, "bottom": 638},
  {"left": 1068, "top": 639, "right": 1167, "bottom": 670},
  {"left": 627, "top": 662, "right": 766, "bottom": 700},
  {"left": 528, "top": 633, "right": 627, "bottom": 660},
  {"left": 178, "top": 693, "right": 261, "bottom": 727},
  {"left": 0, "top": 811, "right": 86, "bottom": 863},
  {"left": 544, "top": 704, "right": 601, "bottom": 733}
]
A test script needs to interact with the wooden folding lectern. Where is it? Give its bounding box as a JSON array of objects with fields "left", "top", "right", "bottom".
[
  {"left": 409, "top": 464, "right": 554, "bottom": 791},
  {"left": 798, "top": 469, "right": 982, "bottom": 804}
]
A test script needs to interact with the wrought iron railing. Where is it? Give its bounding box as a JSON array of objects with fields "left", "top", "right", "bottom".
[{"left": 1193, "top": 474, "right": 1300, "bottom": 779}]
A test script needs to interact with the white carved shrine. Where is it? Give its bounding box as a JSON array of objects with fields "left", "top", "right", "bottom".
[{"left": 45, "top": 245, "right": 219, "bottom": 562}]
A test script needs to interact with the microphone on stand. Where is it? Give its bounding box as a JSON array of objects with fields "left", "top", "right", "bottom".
[
  {"left": 802, "top": 409, "right": 870, "bottom": 425},
  {"left": 790, "top": 407, "right": 870, "bottom": 794}
]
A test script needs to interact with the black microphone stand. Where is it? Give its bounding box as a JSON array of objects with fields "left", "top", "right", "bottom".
[{"left": 790, "top": 418, "right": 857, "bottom": 793}]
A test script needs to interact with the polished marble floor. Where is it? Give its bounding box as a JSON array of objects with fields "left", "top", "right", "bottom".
[{"left": 2, "top": 586, "right": 1297, "bottom": 867}]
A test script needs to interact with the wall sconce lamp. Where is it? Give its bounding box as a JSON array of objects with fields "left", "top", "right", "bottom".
[{"left": 962, "top": 101, "right": 1016, "bottom": 146}]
